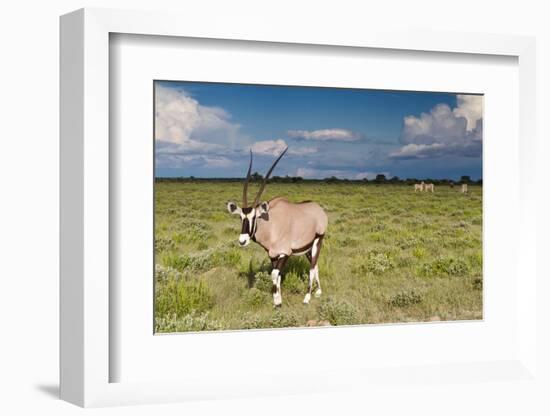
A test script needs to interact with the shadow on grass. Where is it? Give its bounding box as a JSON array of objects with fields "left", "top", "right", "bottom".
[
  {"left": 240, "top": 256, "right": 311, "bottom": 288},
  {"left": 284, "top": 256, "right": 311, "bottom": 276},
  {"left": 239, "top": 259, "right": 272, "bottom": 288}
]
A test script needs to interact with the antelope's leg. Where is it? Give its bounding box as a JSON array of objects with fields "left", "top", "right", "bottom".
[
  {"left": 313, "top": 236, "right": 324, "bottom": 297},
  {"left": 271, "top": 255, "right": 288, "bottom": 307},
  {"left": 303, "top": 253, "right": 315, "bottom": 305},
  {"left": 303, "top": 236, "right": 324, "bottom": 304}
]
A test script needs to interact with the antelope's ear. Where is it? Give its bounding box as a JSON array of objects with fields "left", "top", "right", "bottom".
[
  {"left": 227, "top": 201, "right": 241, "bottom": 215},
  {"left": 258, "top": 201, "right": 269, "bottom": 214},
  {"left": 257, "top": 201, "right": 270, "bottom": 220}
]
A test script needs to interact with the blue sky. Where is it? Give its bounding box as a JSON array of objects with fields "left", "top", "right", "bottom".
[{"left": 155, "top": 81, "right": 483, "bottom": 180}]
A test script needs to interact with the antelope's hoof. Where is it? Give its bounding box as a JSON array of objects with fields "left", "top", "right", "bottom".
[
  {"left": 315, "top": 289, "right": 322, "bottom": 298},
  {"left": 274, "top": 303, "right": 282, "bottom": 308},
  {"left": 303, "top": 293, "right": 311, "bottom": 304}
]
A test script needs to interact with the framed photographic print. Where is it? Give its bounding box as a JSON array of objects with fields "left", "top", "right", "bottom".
[
  {"left": 153, "top": 80, "right": 484, "bottom": 333},
  {"left": 60, "top": 8, "right": 538, "bottom": 408}
]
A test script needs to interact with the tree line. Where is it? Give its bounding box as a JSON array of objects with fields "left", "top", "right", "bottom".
[{"left": 156, "top": 173, "right": 482, "bottom": 185}]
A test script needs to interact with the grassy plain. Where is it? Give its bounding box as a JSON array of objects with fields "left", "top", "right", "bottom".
[{"left": 155, "top": 181, "right": 482, "bottom": 332}]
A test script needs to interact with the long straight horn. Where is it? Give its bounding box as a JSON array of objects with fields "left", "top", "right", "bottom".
[
  {"left": 252, "top": 146, "right": 288, "bottom": 207},
  {"left": 242, "top": 150, "right": 253, "bottom": 207}
]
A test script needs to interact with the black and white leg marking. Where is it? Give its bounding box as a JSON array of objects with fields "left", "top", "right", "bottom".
[
  {"left": 271, "top": 254, "right": 288, "bottom": 307},
  {"left": 303, "top": 235, "right": 324, "bottom": 304}
]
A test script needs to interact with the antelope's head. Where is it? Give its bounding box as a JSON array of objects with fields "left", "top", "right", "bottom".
[{"left": 227, "top": 147, "right": 288, "bottom": 247}]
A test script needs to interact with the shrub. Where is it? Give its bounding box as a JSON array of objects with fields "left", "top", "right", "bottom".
[
  {"left": 340, "top": 236, "right": 360, "bottom": 247},
  {"left": 222, "top": 226, "right": 235, "bottom": 236},
  {"left": 155, "top": 263, "right": 182, "bottom": 281},
  {"left": 419, "top": 256, "right": 469, "bottom": 277},
  {"left": 209, "top": 212, "right": 226, "bottom": 222},
  {"left": 473, "top": 277, "right": 483, "bottom": 290},
  {"left": 396, "top": 255, "right": 414, "bottom": 268},
  {"left": 254, "top": 271, "right": 273, "bottom": 293},
  {"left": 369, "top": 223, "right": 387, "bottom": 232},
  {"left": 155, "top": 277, "right": 214, "bottom": 318},
  {"left": 317, "top": 297, "right": 358, "bottom": 325},
  {"left": 243, "top": 288, "right": 269, "bottom": 308},
  {"left": 268, "top": 311, "right": 300, "bottom": 328},
  {"left": 240, "top": 311, "right": 300, "bottom": 329},
  {"left": 172, "top": 221, "right": 211, "bottom": 244},
  {"left": 161, "top": 252, "right": 213, "bottom": 272},
  {"left": 283, "top": 271, "right": 306, "bottom": 294},
  {"left": 162, "top": 246, "right": 243, "bottom": 273},
  {"left": 155, "top": 311, "right": 225, "bottom": 332},
  {"left": 369, "top": 232, "right": 384, "bottom": 242},
  {"left": 388, "top": 290, "right": 424, "bottom": 307},
  {"left": 213, "top": 247, "right": 241, "bottom": 267},
  {"left": 398, "top": 236, "right": 420, "bottom": 249},
  {"left": 468, "top": 252, "right": 483, "bottom": 269},
  {"left": 285, "top": 256, "right": 312, "bottom": 276},
  {"left": 355, "top": 252, "right": 394, "bottom": 275},
  {"left": 155, "top": 237, "right": 175, "bottom": 252},
  {"left": 412, "top": 246, "right": 426, "bottom": 259}
]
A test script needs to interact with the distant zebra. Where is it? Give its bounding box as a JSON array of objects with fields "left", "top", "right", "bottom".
[{"left": 461, "top": 183, "right": 468, "bottom": 194}]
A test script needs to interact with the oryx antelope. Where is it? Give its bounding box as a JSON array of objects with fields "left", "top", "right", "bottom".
[
  {"left": 424, "top": 183, "right": 435, "bottom": 193},
  {"left": 227, "top": 148, "right": 328, "bottom": 307},
  {"left": 414, "top": 181, "right": 425, "bottom": 192},
  {"left": 461, "top": 183, "right": 468, "bottom": 194}
]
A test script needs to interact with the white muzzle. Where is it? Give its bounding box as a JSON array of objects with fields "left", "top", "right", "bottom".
[{"left": 239, "top": 234, "right": 250, "bottom": 246}]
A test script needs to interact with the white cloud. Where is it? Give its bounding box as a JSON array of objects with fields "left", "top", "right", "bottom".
[
  {"left": 202, "top": 156, "right": 236, "bottom": 168},
  {"left": 156, "top": 139, "right": 225, "bottom": 155},
  {"left": 287, "top": 128, "right": 360, "bottom": 142},
  {"left": 390, "top": 95, "right": 483, "bottom": 160},
  {"left": 389, "top": 143, "right": 446, "bottom": 159},
  {"left": 155, "top": 85, "right": 250, "bottom": 170},
  {"left": 155, "top": 85, "right": 241, "bottom": 148},
  {"left": 250, "top": 139, "right": 317, "bottom": 156},
  {"left": 250, "top": 139, "right": 287, "bottom": 156},
  {"left": 453, "top": 94, "right": 483, "bottom": 131},
  {"left": 354, "top": 171, "right": 383, "bottom": 180},
  {"left": 291, "top": 146, "right": 318, "bottom": 155},
  {"left": 155, "top": 153, "right": 236, "bottom": 169}
]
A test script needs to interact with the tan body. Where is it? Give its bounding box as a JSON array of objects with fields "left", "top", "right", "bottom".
[
  {"left": 254, "top": 197, "right": 328, "bottom": 258},
  {"left": 461, "top": 184, "right": 468, "bottom": 194},
  {"left": 228, "top": 147, "right": 328, "bottom": 307}
]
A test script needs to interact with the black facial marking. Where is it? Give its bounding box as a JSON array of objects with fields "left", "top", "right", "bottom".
[
  {"left": 241, "top": 218, "right": 249, "bottom": 235},
  {"left": 250, "top": 216, "right": 256, "bottom": 236},
  {"left": 242, "top": 207, "right": 253, "bottom": 214}
]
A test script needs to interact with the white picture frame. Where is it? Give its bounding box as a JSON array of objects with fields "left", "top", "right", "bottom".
[{"left": 60, "top": 8, "right": 537, "bottom": 408}]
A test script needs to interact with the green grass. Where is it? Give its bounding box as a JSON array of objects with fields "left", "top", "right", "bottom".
[{"left": 155, "top": 181, "right": 483, "bottom": 332}]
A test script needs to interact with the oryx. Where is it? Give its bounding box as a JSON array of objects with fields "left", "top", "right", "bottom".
[
  {"left": 227, "top": 147, "right": 328, "bottom": 307},
  {"left": 414, "top": 181, "right": 425, "bottom": 192},
  {"left": 461, "top": 183, "right": 468, "bottom": 194}
]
